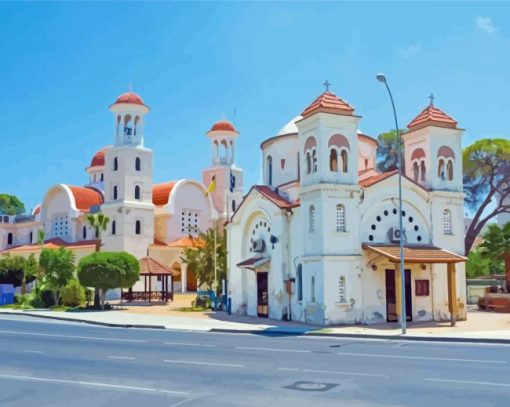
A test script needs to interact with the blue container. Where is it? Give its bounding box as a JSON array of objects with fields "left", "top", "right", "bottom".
[{"left": 0, "top": 284, "right": 15, "bottom": 305}]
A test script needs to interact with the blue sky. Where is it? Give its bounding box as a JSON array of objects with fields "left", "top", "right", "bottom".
[{"left": 1, "top": 2, "right": 509, "bottom": 212}]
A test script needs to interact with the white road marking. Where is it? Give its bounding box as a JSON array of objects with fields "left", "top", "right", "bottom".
[
  {"left": 23, "top": 350, "right": 44, "bottom": 354},
  {"left": 0, "top": 330, "right": 146, "bottom": 343},
  {"left": 236, "top": 346, "right": 311, "bottom": 353},
  {"left": 425, "top": 378, "right": 510, "bottom": 388},
  {"left": 164, "top": 359, "right": 244, "bottom": 368},
  {"left": 278, "top": 367, "right": 299, "bottom": 371},
  {"left": 108, "top": 356, "right": 136, "bottom": 360},
  {"left": 303, "top": 368, "right": 388, "bottom": 378},
  {"left": 164, "top": 342, "right": 215, "bottom": 348},
  {"left": 0, "top": 373, "right": 189, "bottom": 395},
  {"left": 337, "top": 351, "right": 506, "bottom": 364}
]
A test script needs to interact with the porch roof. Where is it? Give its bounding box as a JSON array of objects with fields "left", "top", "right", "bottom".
[
  {"left": 236, "top": 256, "right": 270, "bottom": 270},
  {"left": 139, "top": 256, "right": 177, "bottom": 276},
  {"left": 362, "top": 243, "right": 467, "bottom": 264}
]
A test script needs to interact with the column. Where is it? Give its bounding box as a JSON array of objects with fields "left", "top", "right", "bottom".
[
  {"left": 395, "top": 267, "right": 402, "bottom": 318},
  {"left": 447, "top": 263, "right": 458, "bottom": 326},
  {"left": 181, "top": 263, "right": 188, "bottom": 293}
]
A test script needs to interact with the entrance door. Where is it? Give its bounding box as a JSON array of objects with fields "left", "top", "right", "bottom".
[
  {"left": 186, "top": 265, "right": 198, "bottom": 292},
  {"left": 257, "top": 272, "right": 269, "bottom": 318},
  {"left": 385, "top": 269, "right": 412, "bottom": 322}
]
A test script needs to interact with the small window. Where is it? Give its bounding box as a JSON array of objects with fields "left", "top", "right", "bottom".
[
  {"left": 135, "top": 157, "right": 141, "bottom": 171},
  {"left": 329, "top": 149, "right": 338, "bottom": 172},
  {"left": 336, "top": 204, "right": 346, "bottom": 232},
  {"left": 438, "top": 159, "right": 445, "bottom": 180},
  {"left": 232, "top": 200, "right": 236, "bottom": 212},
  {"left": 267, "top": 155, "right": 273, "bottom": 186},
  {"left": 443, "top": 209, "right": 453, "bottom": 235},
  {"left": 312, "top": 149, "right": 318, "bottom": 172},
  {"left": 113, "top": 185, "right": 118, "bottom": 200},
  {"left": 420, "top": 161, "right": 426, "bottom": 182},
  {"left": 29, "top": 231, "right": 33, "bottom": 244},
  {"left": 341, "top": 150, "right": 348, "bottom": 173},
  {"left": 413, "top": 162, "right": 419, "bottom": 181},
  {"left": 311, "top": 276, "right": 316, "bottom": 303},
  {"left": 82, "top": 226, "right": 86, "bottom": 240},
  {"left": 297, "top": 264, "right": 303, "bottom": 301},
  {"left": 135, "top": 185, "right": 141, "bottom": 200},
  {"left": 7, "top": 233, "right": 13, "bottom": 245},
  {"left": 447, "top": 160, "right": 453, "bottom": 181},
  {"left": 113, "top": 157, "right": 118, "bottom": 171},
  {"left": 309, "top": 205, "right": 316, "bottom": 233},
  {"left": 306, "top": 152, "right": 311, "bottom": 175},
  {"left": 338, "top": 276, "right": 346, "bottom": 303},
  {"left": 415, "top": 279, "right": 430, "bottom": 296},
  {"left": 111, "top": 221, "right": 116, "bottom": 235},
  {"left": 135, "top": 220, "right": 141, "bottom": 235},
  {"left": 100, "top": 173, "right": 104, "bottom": 182}
]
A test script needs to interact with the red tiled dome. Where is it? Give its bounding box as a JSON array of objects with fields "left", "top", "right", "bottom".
[
  {"left": 152, "top": 181, "right": 177, "bottom": 206},
  {"left": 210, "top": 120, "right": 237, "bottom": 132},
  {"left": 67, "top": 186, "right": 104, "bottom": 212},
  {"left": 407, "top": 105, "right": 457, "bottom": 130},
  {"left": 301, "top": 91, "right": 355, "bottom": 118},
  {"left": 113, "top": 92, "right": 146, "bottom": 107},
  {"left": 89, "top": 146, "right": 111, "bottom": 168}
]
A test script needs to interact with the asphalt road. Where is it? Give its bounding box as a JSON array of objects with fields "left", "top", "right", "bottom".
[{"left": 0, "top": 315, "right": 509, "bottom": 407}]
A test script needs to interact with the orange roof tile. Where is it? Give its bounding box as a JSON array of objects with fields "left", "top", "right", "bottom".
[
  {"left": 167, "top": 236, "right": 206, "bottom": 248},
  {"left": 152, "top": 181, "right": 177, "bottom": 206},
  {"left": 407, "top": 104, "right": 457, "bottom": 130},
  {"left": 139, "top": 257, "right": 177, "bottom": 275},
  {"left": 1, "top": 238, "right": 96, "bottom": 254},
  {"left": 301, "top": 91, "right": 355, "bottom": 118},
  {"left": 113, "top": 92, "right": 147, "bottom": 107},
  {"left": 362, "top": 244, "right": 467, "bottom": 264},
  {"left": 209, "top": 120, "right": 237, "bottom": 133},
  {"left": 67, "top": 186, "right": 104, "bottom": 212},
  {"left": 89, "top": 146, "right": 111, "bottom": 168},
  {"left": 254, "top": 185, "right": 299, "bottom": 209},
  {"left": 359, "top": 170, "right": 398, "bottom": 188}
]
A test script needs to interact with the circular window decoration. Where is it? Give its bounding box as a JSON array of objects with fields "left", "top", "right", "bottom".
[
  {"left": 371, "top": 224, "right": 376, "bottom": 230},
  {"left": 408, "top": 216, "right": 414, "bottom": 223},
  {"left": 414, "top": 225, "right": 419, "bottom": 231},
  {"left": 392, "top": 208, "right": 397, "bottom": 215},
  {"left": 376, "top": 216, "right": 381, "bottom": 222},
  {"left": 417, "top": 235, "right": 422, "bottom": 242},
  {"left": 384, "top": 210, "right": 389, "bottom": 216},
  {"left": 402, "top": 210, "right": 406, "bottom": 217},
  {"left": 369, "top": 235, "right": 374, "bottom": 241}
]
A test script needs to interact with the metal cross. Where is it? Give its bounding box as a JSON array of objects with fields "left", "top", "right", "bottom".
[
  {"left": 323, "top": 80, "right": 331, "bottom": 92},
  {"left": 428, "top": 92, "right": 435, "bottom": 106}
]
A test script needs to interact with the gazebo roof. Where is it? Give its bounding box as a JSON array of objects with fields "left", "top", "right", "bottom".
[{"left": 139, "top": 257, "right": 177, "bottom": 276}]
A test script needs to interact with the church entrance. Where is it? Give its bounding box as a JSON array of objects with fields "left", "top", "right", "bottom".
[
  {"left": 186, "top": 264, "right": 198, "bottom": 292},
  {"left": 385, "top": 269, "right": 412, "bottom": 323},
  {"left": 257, "top": 272, "right": 269, "bottom": 318}
]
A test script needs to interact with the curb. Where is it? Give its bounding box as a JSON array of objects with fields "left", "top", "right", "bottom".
[{"left": 2, "top": 311, "right": 510, "bottom": 345}]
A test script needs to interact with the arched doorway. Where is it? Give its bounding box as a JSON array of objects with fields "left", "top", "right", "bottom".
[{"left": 186, "top": 263, "right": 198, "bottom": 292}]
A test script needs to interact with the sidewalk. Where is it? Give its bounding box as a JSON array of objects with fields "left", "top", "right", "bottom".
[{"left": 1, "top": 306, "right": 509, "bottom": 343}]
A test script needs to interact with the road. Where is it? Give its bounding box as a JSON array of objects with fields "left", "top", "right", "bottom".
[{"left": 0, "top": 315, "right": 509, "bottom": 407}]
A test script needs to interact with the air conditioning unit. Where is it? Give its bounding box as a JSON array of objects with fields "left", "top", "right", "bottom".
[
  {"left": 252, "top": 238, "right": 266, "bottom": 253},
  {"left": 389, "top": 227, "right": 407, "bottom": 243}
]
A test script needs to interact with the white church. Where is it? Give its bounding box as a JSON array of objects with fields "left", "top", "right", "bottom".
[
  {"left": 227, "top": 88, "right": 467, "bottom": 326},
  {"left": 0, "top": 91, "right": 244, "bottom": 294}
]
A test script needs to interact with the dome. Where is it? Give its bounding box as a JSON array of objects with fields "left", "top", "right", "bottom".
[
  {"left": 112, "top": 92, "right": 146, "bottom": 107},
  {"left": 89, "top": 146, "right": 111, "bottom": 168},
  {"left": 277, "top": 115, "right": 302, "bottom": 136},
  {"left": 210, "top": 120, "right": 237, "bottom": 133}
]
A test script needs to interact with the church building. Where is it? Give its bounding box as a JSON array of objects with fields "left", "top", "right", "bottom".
[{"left": 227, "top": 87, "right": 467, "bottom": 326}]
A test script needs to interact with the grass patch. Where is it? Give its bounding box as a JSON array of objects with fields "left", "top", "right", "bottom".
[
  {"left": 0, "top": 303, "right": 34, "bottom": 310},
  {"left": 174, "top": 306, "right": 210, "bottom": 312}
]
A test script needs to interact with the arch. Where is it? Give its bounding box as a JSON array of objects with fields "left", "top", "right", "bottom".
[
  {"left": 213, "top": 140, "right": 219, "bottom": 161},
  {"left": 123, "top": 114, "right": 133, "bottom": 136},
  {"left": 135, "top": 157, "right": 141, "bottom": 171},
  {"left": 309, "top": 205, "right": 316, "bottom": 233},
  {"left": 329, "top": 149, "right": 338, "bottom": 172},
  {"left": 312, "top": 149, "right": 318, "bottom": 172},
  {"left": 420, "top": 161, "right": 426, "bottom": 182},
  {"left": 411, "top": 148, "right": 426, "bottom": 161},
  {"left": 304, "top": 136, "right": 317, "bottom": 151},
  {"left": 111, "top": 220, "right": 117, "bottom": 235},
  {"left": 447, "top": 160, "right": 454, "bottom": 180},
  {"left": 328, "top": 134, "right": 350, "bottom": 150},
  {"left": 267, "top": 155, "right": 273, "bottom": 186},
  {"left": 7, "top": 233, "right": 13, "bottom": 245},
  {"left": 82, "top": 226, "right": 86, "bottom": 240},
  {"left": 413, "top": 161, "right": 419, "bottom": 181},
  {"left": 221, "top": 139, "right": 228, "bottom": 161},
  {"left": 437, "top": 145, "right": 455, "bottom": 159},
  {"left": 113, "top": 157, "right": 118, "bottom": 171},
  {"left": 135, "top": 220, "right": 141, "bottom": 235},
  {"left": 296, "top": 264, "right": 303, "bottom": 301},
  {"left": 134, "top": 116, "right": 140, "bottom": 136},
  {"left": 306, "top": 152, "right": 311, "bottom": 174},
  {"left": 336, "top": 204, "right": 346, "bottom": 232},
  {"left": 134, "top": 185, "right": 141, "bottom": 200},
  {"left": 438, "top": 158, "right": 445, "bottom": 180},
  {"left": 443, "top": 209, "right": 452, "bottom": 235},
  {"left": 340, "top": 150, "right": 348, "bottom": 173}
]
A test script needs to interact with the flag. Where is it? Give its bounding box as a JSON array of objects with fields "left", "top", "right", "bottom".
[
  {"left": 206, "top": 175, "right": 216, "bottom": 197},
  {"left": 229, "top": 170, "right": 236, "bottom": 193}
]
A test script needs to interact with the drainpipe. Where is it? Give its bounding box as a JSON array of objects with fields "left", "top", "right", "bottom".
[{"left": 285, "top": 208, "right": 293, "bottom": 321}]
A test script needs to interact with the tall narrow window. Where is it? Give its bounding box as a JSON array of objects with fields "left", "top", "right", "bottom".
[
  {"left": 309, "top": 205, "right": 316, "bottom": 233},
  {"left": 341, "top": 150, "right": 348, "bottom": 173},
  {"left": 113, "top": 185, "right": 118, "bottom": 200},
  {"left": 338, "top": 276, "right": 346, "bottom": 303},
  {"left": 311, "top": 276, "right": 316, "bottom": 303},
  {"left": 7, "top": 233, "right": 13, "bottom": 245},
  {"left": 111, "top": 221, "right": 116, "bottom": 235},
  {"left": 336, "top": 204, "right": 346, "bottom": 232},
  {"left": 134, "top": 185, "right": 141, "bottom": 200},
  {"left": 135, "top": 220, "right": 141, "bottom": 235},
  {"left": 267, "top": 155, "right": 273, "bottom": 186},
  {"left": 329, "top": 149, "right": 338, "bottom": 172},
  {"left": 413, "top": 162, "right": 419, "bottom": 181},
  {"left": 438, "top": 159, "right": 445, "bottom": 180},
  {"left": 306, "top": 152, "right": 311, "bottom": 174},
  {"left": 135, "top": 157, "right": 141, "bottom": 171},
  {"left": 100, "top": 173, "right": 104, "bottom": 181},
  {"left": 420, "top": 161, "right": 426, "bottom": 182},
  {"left": 443, "top": 209, "right": 453, "bottom": 235},
  {"left": 113, "top": 157, "right": 118, "bottom": 171},
  {"left": 82, "top": 226, "right": 86, "bottom": 240},
  {"left": 447, "top": 160, "right": 454, "bottom": 180},
  {"left": 297, "top": 264, "right": 303, "bottom": 301},
  {"left": 29, "top": 231, "right": 33, "bottom": 244},
  {"left": 312, "top": 149, "right": 318, "bottom": 172}
]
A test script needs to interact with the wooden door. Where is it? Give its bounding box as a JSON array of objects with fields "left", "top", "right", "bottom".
[
  {"left": 257, "top": 272, "right": 269, "bottom": 318},
  {"left": 385, "top": 269, "right": 412, "bottom": 322}
]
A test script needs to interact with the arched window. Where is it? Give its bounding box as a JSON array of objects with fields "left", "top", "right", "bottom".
[
  {"left": 341, "top": 150, "right": 348, "bottom": 173},
  {"left": 312, "top": 149, "right": 318, "bottom": 172},
  {"left": 329, "top": 149, "right": 338, "bottom": 172},
  {"left": 447, "top": 160, "right": 454, "bottom": 180},
  {"left": 296, "top": 264, "right": 303, "bottom": 301},
  {"left": 311, "top": 276, "right": 316, "bottom": 303},
  {"left": 267, "top": 155, "right": 273, "bottom": 186},
  {"left": 124, "top": 114, "right": 132, "bottom": 136},
  {"left": 135, "top": 157, "right": 141, "bottom": 171},
  {"left": 7, "top": 233, "right": 13, "bottom": 245},
  {"left": 82, "top": 226, "right": 86, "bottom": 240},
  {"left": 113, "top": 157, "right": 118, "bottom": 171},
  {"left": 306, "top": 152, "right": 311, "bottom": 174},
  {"left": 413, "top": 162, "right": 419, "bottom": 181},
  {"left": 135, "top": 220, "right": 141, "bottom": 235},
  {"left": 438, "top": 159, "right": 445, "bottom": 180},
  {"left": 112, "top": 221, "right": 116, "bottom": 235},
  {"left": 134, "top": 185, "right": 141, "bottom": 200},
  {"left": 232, "top": 200, "right": 236, "bottom": 212},
  {"left": 93, "top": 174, "right": 97, "bottom": 182},
  {"left": 309, "top": 205, "right": 316, "bottom": 233},
  {"left": 443, "top": 209, "right": 452, "bottom": 235},
  {"left": 113, "top": 185, "right": 118, "bottom": 200},
  {"left": 29, "top": 231, "right": 33, "bottom": 244},
  {"left": 338, "top": 276, "right": 346, "bottom": 303},
  {"left": 134, "top": 116, "right": 140, "bottom": 136},
  {"left": 420, "top": 161, "right": 426, "bottom": 182},
  {"left": 336, "top": 204, "right": 346, "bottom": 232}
]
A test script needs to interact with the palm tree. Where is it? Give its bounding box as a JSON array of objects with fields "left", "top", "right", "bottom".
[{"left": 85, "top": 212, "right": 109, "bottom": 307}]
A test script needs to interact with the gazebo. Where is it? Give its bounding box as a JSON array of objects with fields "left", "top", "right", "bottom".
[{"left": 121, "top": 257, "right": 177, "bottom": 303}]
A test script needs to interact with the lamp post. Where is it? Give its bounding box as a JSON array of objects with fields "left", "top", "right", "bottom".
[{"left": 376, "top": 73, "right": 407, "bottom": 335}]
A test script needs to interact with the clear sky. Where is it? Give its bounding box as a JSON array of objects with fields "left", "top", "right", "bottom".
[{"left": 1, "top": 1, "right": 509, "bottom": 212}]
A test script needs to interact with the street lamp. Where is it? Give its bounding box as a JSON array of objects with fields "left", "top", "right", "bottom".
[{"left": 376, "top": 73, "right": 407, "bottom": 335}]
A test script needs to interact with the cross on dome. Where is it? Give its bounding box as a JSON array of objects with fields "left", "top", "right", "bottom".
[
  {"left": 429, "top": 93, "right": 435, "bottom": 106},
  {"left": 323, "top": 80, "right": 331, "bottom": 92}
]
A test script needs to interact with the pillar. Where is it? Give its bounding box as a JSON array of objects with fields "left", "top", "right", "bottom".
[
  {"left": 395, "top": 267, "right": 402, "bottom": 318},
  {"left": 181, "top": 263, "right": 188, "bottom": 293},
  {"left": 447, "top": 263, "right": 458, "bottom": 326}
]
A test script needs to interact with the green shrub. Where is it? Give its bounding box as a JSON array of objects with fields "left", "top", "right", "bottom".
[
  {"left": 192, "top": 295, "right": 211, "bottom": 308},
  {"left": 30, "top": 293, "right": 46, "bottom": 308},
  {"left": 14, "top": 293, "right": 34, "bottom": 309},
  {"left": 60, "top": 279, "right": 86, "bottom": 307}
]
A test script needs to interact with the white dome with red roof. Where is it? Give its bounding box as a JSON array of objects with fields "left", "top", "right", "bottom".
[
  {"left": 113, "top": 92, "right": 147, "bottom": 107},
  {"left": 209, "top": 120, "right": 238, "bottom": 133}
]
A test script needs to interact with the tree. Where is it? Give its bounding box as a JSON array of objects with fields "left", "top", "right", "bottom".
[
  {"left": 180, "top": 227, "right": 227, "bottom": 293},
  {"left": 376, "top": 129, "right": 406, "bottom": 173},
  {"left": 39, "top": 247, "right": 75, "bottom": 306},
  {"left": 464, "top": 139, "right": 510, "bottom": 254},
  {"left": 479, "top": 222, "right": 510, "bottom": 292},
  {"left": 85, "top": 212, "right": 110, "bottom": 307},
  {"left": 466, "top": 249, "right": 491, "bottom": 279},
  {"left": 0, "top": 194, "right": 25, "bottom": 215},
  {"left": 60, "top": 279, "right": 86, "bottom": 307},
  {"left": 0, "top": 254, "right": 36, "bottom": 292},
  {"left": 78, "top": 252, "right": 139, "bottom": 310}
]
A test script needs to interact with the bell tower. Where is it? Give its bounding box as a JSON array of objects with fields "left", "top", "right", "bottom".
[{"left": 102, "top": 92, "right": 155, "bottom": 258}]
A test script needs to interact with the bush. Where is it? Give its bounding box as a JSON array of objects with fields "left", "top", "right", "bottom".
[
  {"left": 61, "top": 279, "right": 86, "bottom": 307},
  {"left": 30, "top": 293, "right": 46, "bottom": 308},
  {"left": 15, "top": 294, "right": 33, "bottom": 308},
  {"left": 192, "top": 295, "right": 211, "bottom": 308}
]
